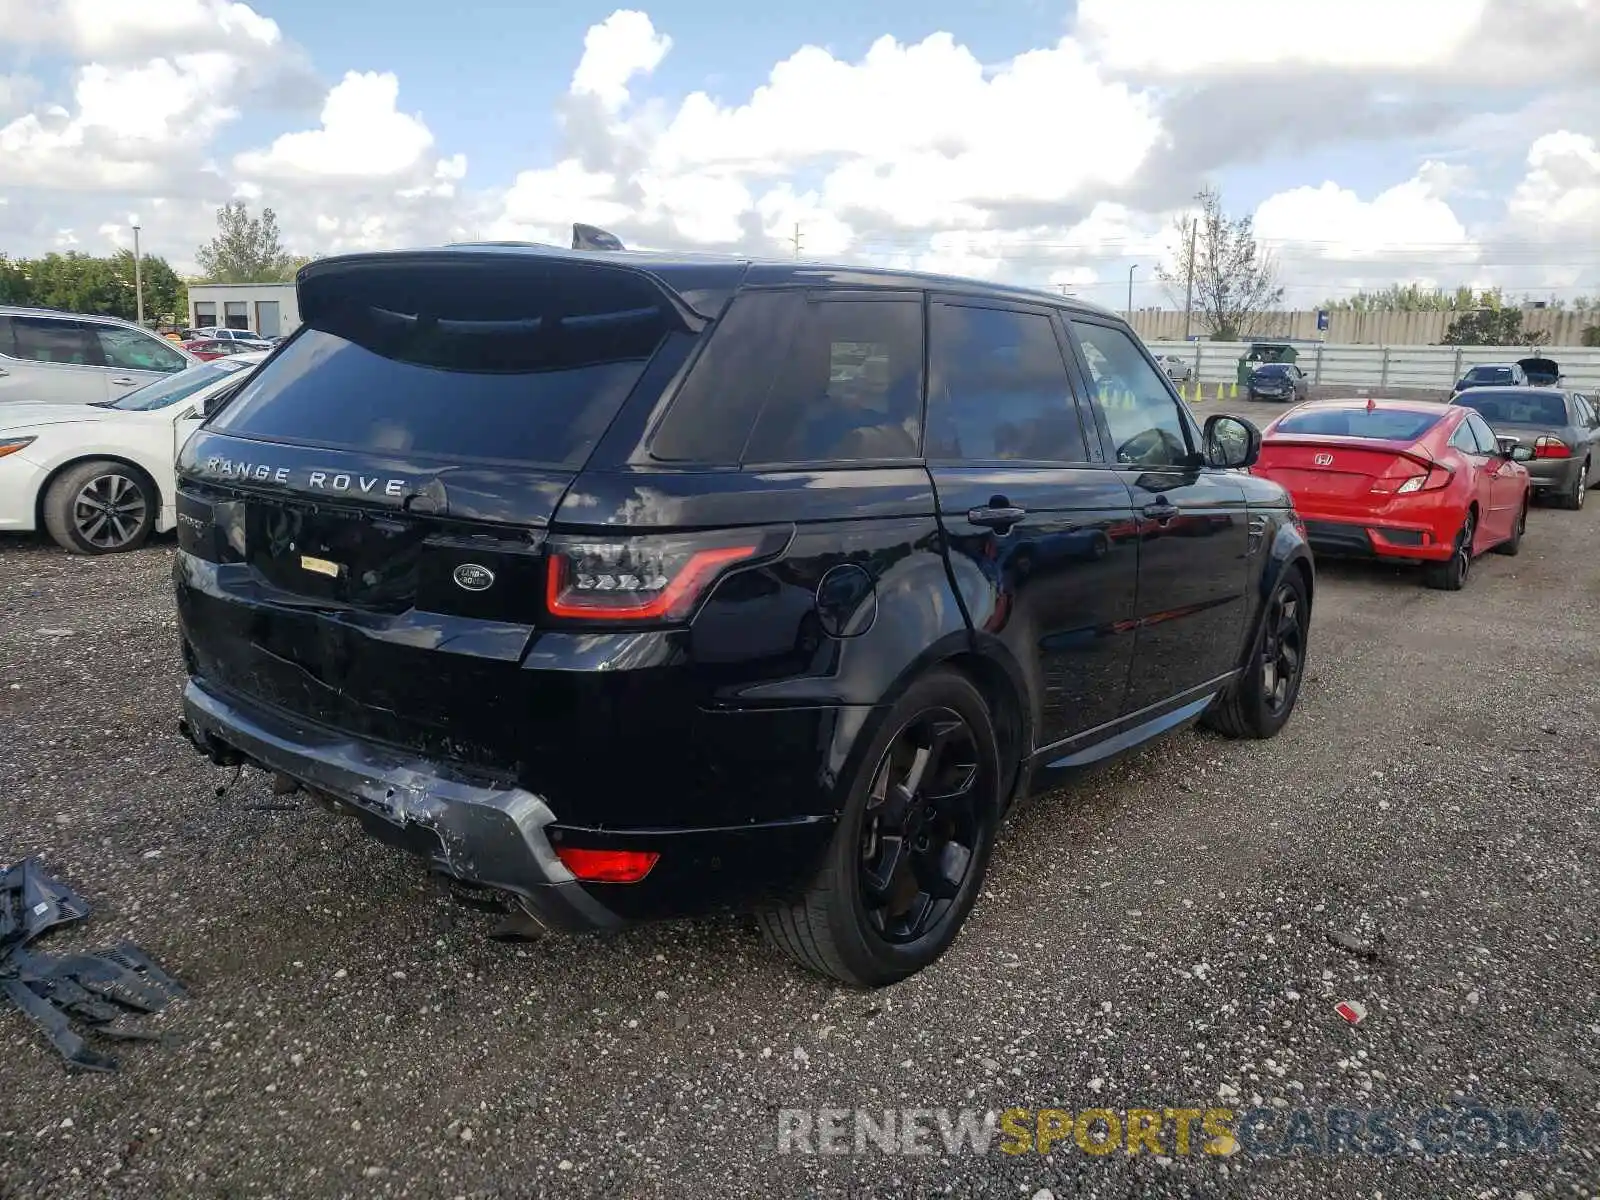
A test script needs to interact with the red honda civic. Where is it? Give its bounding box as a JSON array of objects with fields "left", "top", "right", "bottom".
[{"left": 1252, "top": 398, "right": 1532, "bottom": 590}]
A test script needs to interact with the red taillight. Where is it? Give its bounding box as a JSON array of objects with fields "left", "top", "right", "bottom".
[
  {"left": 1372, "top": 465, "right": 1452, "bottom": 494},
  {"left": 543, "top": 530, "right": 789, "bottom": 622},
  {"left": 1534, "top": 436, "right": 1571, "bottom": 459},
  {"left": 555, "top": 846, "right": 659, "bottom": 883}
]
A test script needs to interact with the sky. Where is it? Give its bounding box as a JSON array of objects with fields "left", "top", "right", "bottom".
[{"left": 1, "top": 0, "right": 1597, "bottom": 310}]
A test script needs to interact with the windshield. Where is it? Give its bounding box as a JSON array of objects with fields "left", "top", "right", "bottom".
[
  {"left": 1273, "top": 407, "right": 1443, "bottom": 441},
  {"left": 1463, "top": 366, "right": 1515, "bottom": 385},
  {"left": 1454, "top": 390, "right": 1569, "bottom": 426},
  {"left": 109, "top": 359, "right": 251, "bottom": 411}
]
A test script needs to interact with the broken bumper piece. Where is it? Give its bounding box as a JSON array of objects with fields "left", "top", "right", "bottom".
[{"left": 179, "top": 679, "right": 623, "bottom": 933}]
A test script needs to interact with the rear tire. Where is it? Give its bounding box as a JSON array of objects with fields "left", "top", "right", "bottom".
[
  {"left": 42, "top": 459, "right": 157, "bottom": 555},
  {"left": 1556, "top": 460, "right": 1589, "bottom": 510},
  {"left": 757, "top": 668, "right": 1004, "bottom": 988},
  {"left": 1202, "top": 567, "right": 1310, "bottom": 740},
  {"left": 1423, "top": 509, "right": 1475, "bottom": 590},
  {"left": 1491, "top": 496, "right": 1527, "bottom": 556}
]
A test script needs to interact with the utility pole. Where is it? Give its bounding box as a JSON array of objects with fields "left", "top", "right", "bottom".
[
  {"left": 131, "top": 220, "right": 144, "bottom": 326},
  {"left": 1182, "top": 218, "right": 1196, "bottom": 341},
  {"left": 791, "top": 223, "right": 803, "bottom": 260},
  {"left": 1127, "top": 264, "right": 1137, "bottom": 322}
]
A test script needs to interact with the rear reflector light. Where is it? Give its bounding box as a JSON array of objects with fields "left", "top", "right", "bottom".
[
  {"left": 1373, "top": 466, "right": 1450, "bottom": 494},
  {"left": 544, "top": 528, "right": 790, "bottom": 623},
  {"left": 1534, "top": 436, "right": 1571, "bottom": 459},
  {"left": 1394, "top": 476, "right": 1426, "bottom": 494},
  {"left": 555, "top": 846, "right": 659, "bottom": 883}
]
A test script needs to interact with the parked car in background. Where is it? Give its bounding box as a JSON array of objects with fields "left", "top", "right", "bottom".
[
  {"left": 1517, "top": 356, "right": 1562, "bottom": 387},
  {"left": 1153, "top": 354, "right": 1193, "bottom": 383},
  {"left": 1449, "top": 386, "right": 1600, "bottom": 510},
  {"left": 191, "top": 327, "right": 275, "bottom": 350},
  {"left": 182, "top": 338, "right": 256, "bottom": 362},
  {"left": 0, "top": 353, "right": 264, "bottom": 553},
  {"left": 1247, "top": 362, "right": 1310, "bottom": 403},
  {"left": 1252, "top": 398, "right": 1531, "bottom": 590},
  {"left": 0, "top": 306, "right": 196, "bottom": 407},
  {"left": 171, "top": 241, "right": 1313, "bottom": 988},
  {"left": 1451, "top": 362, "right": 1528, "bottom": 396}
]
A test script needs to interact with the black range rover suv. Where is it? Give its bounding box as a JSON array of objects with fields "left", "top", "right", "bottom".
[{"left": 173, "top": 241, "right": 1313, "bottom": 987}]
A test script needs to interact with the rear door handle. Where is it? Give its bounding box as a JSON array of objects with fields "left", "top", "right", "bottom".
[
  {"left": 967, "top": 505, "right": 1027, "bottom": 530},
  {"left": 109, "top": 376, "right": 136, "bottom": 386},
  {"left": 1142, "top": 500, "right": 1179, "bottom": 523}
]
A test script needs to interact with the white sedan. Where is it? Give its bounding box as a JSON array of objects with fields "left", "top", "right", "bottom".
[{"left": 0, "top": 352, "right": 265, "bottom": 554}]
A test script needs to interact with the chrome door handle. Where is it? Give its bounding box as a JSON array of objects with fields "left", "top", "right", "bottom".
[
  {"left": 1142, "top": 500, "right": 1179, "bottom": 523},
  {"left": 967, "top": 505, "right": 1027, "bottom": 530},
  {"left": 110, "top": 376, "right": 136, "bottom": 385}
]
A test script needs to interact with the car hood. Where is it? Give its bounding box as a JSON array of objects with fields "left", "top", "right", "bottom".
[
  {"left": 1517, "top": 356, "right": 1560, "bottom": 385},
  {"left": 0, "top": 403, "right": 165, "bottom": 434}
]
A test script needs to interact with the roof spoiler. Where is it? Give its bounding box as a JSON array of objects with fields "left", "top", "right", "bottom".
[{"left": 573, "top": 223, "right": 626, "bottom": 252}]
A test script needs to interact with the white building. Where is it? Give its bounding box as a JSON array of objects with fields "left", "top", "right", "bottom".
[{"left": 188, "top": 282, "right": 300, "bottom": 338}]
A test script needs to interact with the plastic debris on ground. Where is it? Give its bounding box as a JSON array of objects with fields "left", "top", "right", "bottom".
[{"left": 0, "top": 856, "right": 186, "bottom": 1073}]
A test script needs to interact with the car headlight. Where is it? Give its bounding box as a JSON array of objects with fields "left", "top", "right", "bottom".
[{"left": 0, "top": 436, "right": 37, "bottom": 460}]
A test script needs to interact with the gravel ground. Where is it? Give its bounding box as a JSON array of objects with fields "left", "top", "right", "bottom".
[{"left": 2, "top": 472, "right": 1598, "bottom": 1199}]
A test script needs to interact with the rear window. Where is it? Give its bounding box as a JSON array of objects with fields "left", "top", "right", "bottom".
[
  {"left": 1273, "top": 408, "right": 1443, "bottom": 441},
  {"left": 210, "top": 259, "right": 684, "bottom": 467},
  {"left": 650, "top": 291, "right": 924, "bottom": 465},
  {"left": 1463, "top": 366, "right": 1515, "bottom": 384},
  {"left": 1453, "top": 390, "right": 1569, "bottom": 426},
  {"left": 1252, "top": 364, "right": 1291, "bottom": 377}
]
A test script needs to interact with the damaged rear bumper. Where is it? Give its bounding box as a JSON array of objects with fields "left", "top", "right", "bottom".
[{"left": 179, "top": 679, "right": 622, "bottom": 933}]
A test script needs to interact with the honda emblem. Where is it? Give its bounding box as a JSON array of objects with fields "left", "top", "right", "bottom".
[{"left": 1313, "top": 453, "right": 1335, "bottom": 466}]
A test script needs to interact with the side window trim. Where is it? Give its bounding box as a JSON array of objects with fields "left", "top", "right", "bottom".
[
  {"left": 1062, "top": 314, "right": 1201, "bottom": 465},
  {"left": 925, "top": 298, "right": 1096, "bottom": 467}
]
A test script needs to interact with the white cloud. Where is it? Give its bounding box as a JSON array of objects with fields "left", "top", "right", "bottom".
[
  {"left": 1077, "top": 0, "right": 1486, "bottom": 76},
  {"left": 234, "top": 71, "right": 437, "bottom": 181},
  {"left": 0, "top": 0, "right": 282, "bottom": 59},
  {"left": 1254, "top": 167, "right": 1476, "bottom": 262},
  {"left": 571, "top": 9, "right": 671, "bottom": 112},
  {"left": 1506, "top": 131, "right": 1600, "bottom": 236}
]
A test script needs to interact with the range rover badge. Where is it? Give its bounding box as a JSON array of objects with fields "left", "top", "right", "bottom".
[{"left": 453, "top": 563, "right": 496, "bottom": 592}]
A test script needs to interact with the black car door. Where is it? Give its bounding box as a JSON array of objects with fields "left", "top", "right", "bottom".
[
  {"left": 924, "top": 296, "right": 1139, "bottom": 752},
  {"left": 1064, "top": 316, "right": 1253, "bottom": 717}
]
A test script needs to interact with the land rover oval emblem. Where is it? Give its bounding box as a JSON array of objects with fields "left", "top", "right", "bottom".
[{"left": 453, "top": 563, "right": 495, "bottom": 592}]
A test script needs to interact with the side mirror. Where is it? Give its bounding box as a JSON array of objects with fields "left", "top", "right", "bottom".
[{"left": 1204, "top": 414, "right": 1262, "bottom": 470}]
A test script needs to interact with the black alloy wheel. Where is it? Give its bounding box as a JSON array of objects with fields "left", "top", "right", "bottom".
[
  {"left": 1202, "top": 567, "right": 1311, "bottom": 740},
  {"left": 858, "top": 708, "right": 984, "bottom": 944}
]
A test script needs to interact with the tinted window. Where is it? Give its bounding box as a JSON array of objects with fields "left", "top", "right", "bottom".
[
  {"left": 1274, "top": 408, "right": 1443, "bottom": 440},
  {"left": 1463, "top": 366, "right": 1515, "bottom": 385},
  {"left": 1453, "top": 390, "right": 1569, "bottom": 427},
  {"left": 1071, "top": 320, "right": 1191, "bottom": 468},
  {"left": 111, "top": 359, "right": 253, "bottom": 410},
  {"left": 1253, "top": 364, "right": 1292, "bottom": 378},
  {"left": 925, "top": 304, "right": 1087, "bottom": 462},
  {"left": 1465, "top": 412, "right": 1501, "bottom": 455},
  {"left": 10, "top": 317, "right": 102, "bottom": 366},
  {"left": 741, "top": 298, "right": 923, "bottom": 464},
  {"left": 1448, "top": 420, "right": 1479, "bottom": 453},
  {"left": 1575, "top": 395, "right": 1598, "bottom": 426},
  {"left": 96, "top": 325, "right": 188, "bottom": 373},
  {"left": 213, "top": 265, "right": 680, "bottom": 466}
]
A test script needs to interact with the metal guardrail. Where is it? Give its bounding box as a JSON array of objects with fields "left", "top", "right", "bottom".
[{"left": 1146, "top": 341, "right": 1600, "bottom": 393}]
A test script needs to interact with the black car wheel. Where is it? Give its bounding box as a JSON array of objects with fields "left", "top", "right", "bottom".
[
  {"left": 42, "top": 460, "right": 157, "bottom": 555},
  {"left": 1556, "top": 459, "right": 1589, "bottom": 510},
  {"left": 1423, "top": 509, "right": 1475, "bottom": 590},
  {"left": 1491, "top": 496, "right": 1527, "bottom": 556},
  {"left": 758, "top": 668, "right": 1003, "bottom": 987},
  {"left": 1202, "top": 567, "right": 1310, "bottom": 739}
]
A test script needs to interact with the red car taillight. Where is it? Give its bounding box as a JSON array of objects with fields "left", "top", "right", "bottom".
[
  {"left": 555, "top": 846, "right": 659, "bottom": 883},
  {"left": 1534, "top": 436, "right": 1571, "bottom": 459},
  {"left": 543, "top": 528, "right": 791, "bottom": 623}
]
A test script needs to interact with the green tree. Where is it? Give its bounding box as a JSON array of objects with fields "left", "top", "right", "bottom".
[
  {"left": 1442, "top": 304, "right": 1550, "bottom": 347},
  {"left": 0, "top": 251, "right": 189, "bottom": 323},
  {"left": 1157, "top": 187, "right": 1284, "bottom": 341},
  {"left": 1322, "top": 284, "right": 1485, "bottom": 313},
  {"left": 1582, "top": 325, "right": 1600, "bottom": 348},
  {"left": 194, "top": 202, "right": 298, "bottom": 282}
]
